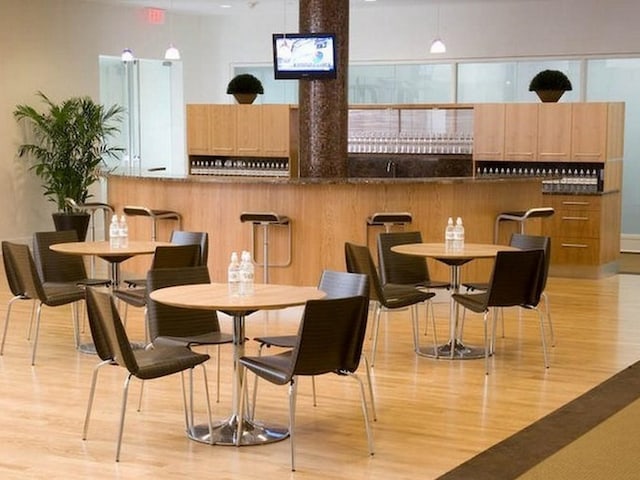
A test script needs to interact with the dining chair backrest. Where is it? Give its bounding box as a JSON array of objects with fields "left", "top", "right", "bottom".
[
  {"left": 510, "top": 233, "right": 551, "bottom": 294},
  {"left": 150, "top": 244, "right": 201, "bottom": 269},
  {"left": 344, "top": 242, "right": 383, "bottom": 304},
  {"left": 486, "top": 249, "right": 545, "bottom": 309},
  {"left": 169, "top": 230, "right": 209, "bottom": 266},
  {"left": 2, "top": 241, "right": 26, "bottom": 297},
  {"left": 2, "top": 241, "right": 47, "bottom": 303},
  {"left": 86, "top": 287, "right": 139, "bottom": 374},
  {"left": 318, "top": 269, "right": 369, "bottom": 299},
  {"left": 145, "top": 265, "right": 222, "bottom": 342},
  {"left": 377, "top": 231, "right": 430, "bottom": 285},
  {"left": 290, "top": 295, "right": 370, "bottom": 378},
  {"left": 32, "top": 230, "right": 87, "bottom": 284}
]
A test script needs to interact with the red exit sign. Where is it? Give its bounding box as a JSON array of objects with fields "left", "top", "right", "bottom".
[{"left": 145, "top": 7, "right": 166, "bottom": 25}]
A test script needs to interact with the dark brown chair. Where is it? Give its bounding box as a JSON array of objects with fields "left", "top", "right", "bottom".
[
  {"left": 452, "top": 249, "right": 546, "bottom": 374},
  {"left": 251, "top": 270, "right": 375, "bottom": 419},
  {"left": 146, "top": 265, "right": 233, "bottom": 401},
  {"left": 238, "top": 295, "right": 374, "bottom": 471},
  {"left": 377, "top": 231, "right": 449, "bottom": 337},
  {"left": 1, "top": 241, "right": 85, "bottom": 364},
  {"left": 463, "top": 233, "right": 554, "bottom": 345},
  {"left": 1, "top": 242, "right": 36, "bottom": 352},
  {"left": 114, "top": 244, "right": 202, "bottom": 338},
  {"left": 32, "top": 230, "right": 111, "bottom": 288},
  {"left": 83, "top": 287, "right": 213, "bottom": 461},
  {"left": 124, "top": 230, "right": 208, "bottom": 288},
  {"left": 345, "top": 242, "right": 435, "bottom": 365}
]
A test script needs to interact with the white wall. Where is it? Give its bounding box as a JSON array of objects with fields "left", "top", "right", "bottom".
[{"left": 2, "top": 0, "right": 640, "bottom": 242}]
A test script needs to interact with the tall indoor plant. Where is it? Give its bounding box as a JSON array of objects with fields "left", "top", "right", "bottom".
[{"left": 14, "top": 92, "right": 124, "bottom": 238}]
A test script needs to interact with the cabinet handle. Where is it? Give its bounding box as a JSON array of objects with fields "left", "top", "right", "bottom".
[
  {"left": 574, "top": 153, "right": 602, "bottom": 158},
  {"left": 562, "top": 216, "right": 589, "bottom": 221},
  {"left": 561, "top": 201, "right": 590, "bottom": 206},
  {"left": 505, "top": 152, "right": 534, "bottom": 156},
  {"left": 539, "top": 153, "right": 569, "bottom": 157},
  {"left": 561, "top": 243, "right": 589, "bottom": 248}
]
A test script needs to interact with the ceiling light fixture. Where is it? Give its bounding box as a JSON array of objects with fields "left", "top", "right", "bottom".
[
  {"left": 430, "top": 3, "right": 446, "bottom": 54},
  {"left": 164, "top": 0, "right": 181, "bottom": 60}
]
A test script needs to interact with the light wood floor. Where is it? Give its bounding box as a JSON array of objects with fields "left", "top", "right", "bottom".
[{"left": 1, "top": 267, "right": 640, "bottom": 479}]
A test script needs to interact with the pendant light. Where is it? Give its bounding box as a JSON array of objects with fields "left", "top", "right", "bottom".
[
  {"left": 429, "top": 3, "right": 446, "bottom": 54},
  {"left": 121, "top": 48, "right": 135, "bottom": 62},
  {"left": 164, "top": 0, "right": 181, "bottom": 60}
]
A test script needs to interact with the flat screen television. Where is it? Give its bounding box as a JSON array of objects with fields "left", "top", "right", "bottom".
[{"left": 272, "top": 33, "right": 337, "bottom": 80}]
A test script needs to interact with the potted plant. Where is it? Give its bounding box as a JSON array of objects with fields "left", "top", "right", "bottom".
[
  {"left": 14, "top": 91, "right": 124, "bottom": 239},
  {"left": 226, "top": 73, "right": 264, "bottom": 104},
  {"left": 529, "top": 69, "right": 573, "bottom": 102}
]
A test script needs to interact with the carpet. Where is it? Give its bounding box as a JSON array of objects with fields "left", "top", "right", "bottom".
[{"left": 437, "top": 360, "right": 640, "bottom": 480}]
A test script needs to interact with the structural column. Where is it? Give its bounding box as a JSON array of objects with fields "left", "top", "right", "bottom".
[{"left": 298, "top": 0, "right": 349, "bottom": 178}]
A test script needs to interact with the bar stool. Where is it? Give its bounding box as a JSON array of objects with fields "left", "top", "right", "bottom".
[
  {"left": 240, "top": 212, "right": 291, "bottom": 284},
  {"left": 494, "top": 207, "right": 555, "bottom": 243},
  {"left": 366, "top": 212, "right": 413, "bottom": 247},
  {"left": 65, "top": 198, "right": 115, "bottom": 277},
  {"left": 123, "top": 205, "right": 182, "bottom": 241}
]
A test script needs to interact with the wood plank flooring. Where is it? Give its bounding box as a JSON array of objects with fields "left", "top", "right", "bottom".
[{"left": 1, "top": 269, "right": 640, "bottom": 479}]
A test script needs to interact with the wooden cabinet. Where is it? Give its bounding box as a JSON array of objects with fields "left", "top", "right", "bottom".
[
  {"left": 542, "top": 192, "right": 621, "bottom": 277},
  {"left": 473, "top": 103, "right": 505, "bottom": 160},
  {"left": 187, "top": 104, "right": 295, "bottom": 158},
  {"left": 504, "top": 104, "right": 538, "bottom": 161},
  {"left": 537, "top": 103, "right": 572, "bottom": 161}
]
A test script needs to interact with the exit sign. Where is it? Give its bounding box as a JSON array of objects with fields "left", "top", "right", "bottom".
[{"left": 145, "top": 7, "right": 166, "bottom": 25}]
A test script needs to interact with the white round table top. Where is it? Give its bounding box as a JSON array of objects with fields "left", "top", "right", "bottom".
[
  {"left": 150, "top": 282, "right": 326, "bottom": 312},
  {"left": 391, "top": 242, "right": 518, "bottom": 260},
  {"left": 50, "top": 240, "right": 172, "bottom": 258}
]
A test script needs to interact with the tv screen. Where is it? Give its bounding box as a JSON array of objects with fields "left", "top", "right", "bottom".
[{"left": 272, "top": 33, "right": 337, "bottom": 80}]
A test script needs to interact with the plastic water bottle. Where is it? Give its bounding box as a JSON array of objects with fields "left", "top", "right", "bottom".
[
  {"left": 118, "top": 215, "right": 129, "bottom": 248},
  {"left": 445, "top": 217, "right": 455, "bottom": 250},
  {"left": 239, "top": 250, "right": 255, "bottom": 296},
  {"left": 109, "top": 214, "right": 120, "bottom": 248},
  {"left": 227, "top": 252, "right": 240, "bottom": 296},
  {"left": 453, "top": 217, "right": 465, "bottom": 251}
]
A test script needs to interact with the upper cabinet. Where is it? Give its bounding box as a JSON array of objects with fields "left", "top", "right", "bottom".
[
  {"left": 504, "top": 103, "right": 538, "bottom": 161},
  {"left": 473, "top": 104, "right": 505, "bottom": 160},
  {"left": 186, "top": 104, "right": 296, "bottom": 158},
  {"left": 537, "top": 103, "right": 572, "bottom": 162},
  {"left": 474, "top": 102, "right": 624, "bottom": 165}
]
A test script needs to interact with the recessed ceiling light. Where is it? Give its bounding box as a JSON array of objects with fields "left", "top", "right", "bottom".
[{"left": 220, "top": 4, "right": 232, "bottom": 8}]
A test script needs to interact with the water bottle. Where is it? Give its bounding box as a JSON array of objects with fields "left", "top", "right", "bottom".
[
  {"left": 118, "top": 215, "right": 129, "bottom": 248},
  {"left": 109, "top": 214, "right": 120, "bottom": 248},
  {"left": 227, "top": 251, "right": 240, "bottom": 296},
  {"left": 239, "top": 250, "right": 255, "bottom": 296},
  {"left": 453, "top": 217, "right": 465, "bottom": 251},
  {"left": 445, "top": 217, "right": 455, "bottom": 250}
]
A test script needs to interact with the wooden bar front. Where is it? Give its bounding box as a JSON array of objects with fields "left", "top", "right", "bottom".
[{"left": 107, "top": 175, "right": 544, "bottom": 285}]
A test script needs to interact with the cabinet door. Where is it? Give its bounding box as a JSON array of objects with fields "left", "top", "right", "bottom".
[
  {"left": 209, "top": 105, "right": 237, "bottom": 155},
  {"left": 262, "top": 105, "right": 290, "bottom": 157},
  {"left": 186, "top": 104, "right": 211, "bottom": 155},
  {"left": 473, "top": 104, "right": 505, "bottom": 160},
  {"left": 571, "top": 103, "right": 608, "bottom": 162},
  {"left": 537, "top": 103, "right": 572, "bottom": 161},
  {"left": 236, "top": 105, "right": 262, "bottom": 156},
  {"left": 504, "top": 104, "right": 538, "bottom": 161}
]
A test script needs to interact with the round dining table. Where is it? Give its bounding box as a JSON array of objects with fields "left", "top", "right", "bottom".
[
  {"left": 150, "top": 282, "right": 326, "bottom": 446},
  {"left": 50, "top": 240, "right": 171, "bottom": 288},
  {"left": 391, "top": 242, "right": 517, "bottom": 359}
]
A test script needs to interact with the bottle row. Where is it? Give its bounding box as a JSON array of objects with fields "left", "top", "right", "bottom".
[
  {"left": 348, "top": 132, "right": 474, "bottom": 155},
  {"left": 190, "top": 158, "right": 289, "bottom": 177}
]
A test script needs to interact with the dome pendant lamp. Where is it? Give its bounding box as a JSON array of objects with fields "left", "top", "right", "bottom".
[{"left": 429, "top": 3, "right": 446, "bottom": 54}]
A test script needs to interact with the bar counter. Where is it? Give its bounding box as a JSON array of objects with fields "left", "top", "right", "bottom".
[{"left": 107, "top": 174, "right": 544, "bottom": 285}]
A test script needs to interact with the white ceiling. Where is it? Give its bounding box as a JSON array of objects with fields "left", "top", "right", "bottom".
[{"left": 81, "top": 0, "right": 510, "bottom": 16}]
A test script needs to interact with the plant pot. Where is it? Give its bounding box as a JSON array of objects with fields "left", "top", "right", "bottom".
[
  {"left": 535, "top": 90, "right": 565, "bottom": 103},
  {"left": 233, "top": 93, "right": 258, "bottom": 104},
  {"left": 52, "top": 212, "right": 91, "bottom": 241}
]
